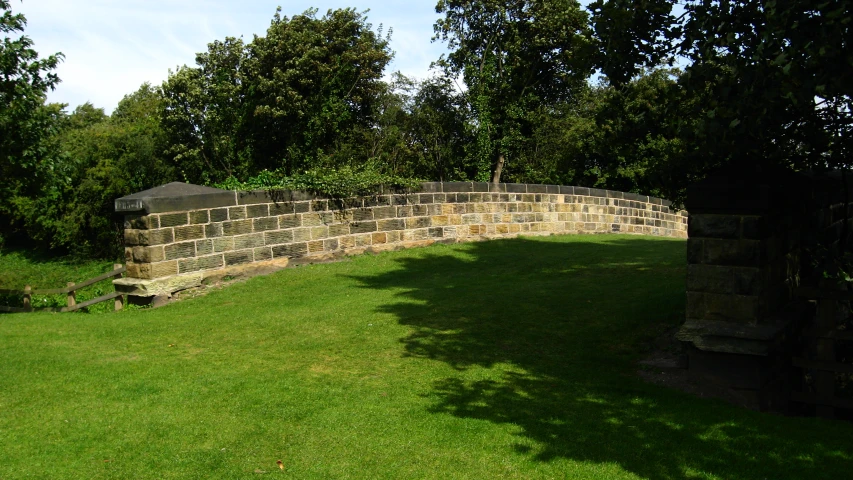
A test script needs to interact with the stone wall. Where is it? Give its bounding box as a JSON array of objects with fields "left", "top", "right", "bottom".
[{"left": 115, "top": 182, "right": 687, "bottom": 294}]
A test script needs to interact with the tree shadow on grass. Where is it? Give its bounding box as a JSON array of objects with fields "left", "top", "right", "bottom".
[{"left": 347, "top": 235, "right": 853, "bottom": 479}]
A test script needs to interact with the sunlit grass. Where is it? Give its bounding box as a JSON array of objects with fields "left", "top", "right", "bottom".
[{"left": 0, "top": 234, "right": 851, "bottom": 479}]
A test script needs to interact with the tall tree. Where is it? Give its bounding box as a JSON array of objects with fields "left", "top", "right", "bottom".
[
  {"left": 434, "top": 0, "right": 593, "bottom": 182},
  {"left": 244, "top": 7, "right": 392, "bottom": 175},
  {"left": 0, "top": 0, "right": 63, "bottom": 246},
  {"left": 589, "top": 0, "right": 853, "bottom": 172}
]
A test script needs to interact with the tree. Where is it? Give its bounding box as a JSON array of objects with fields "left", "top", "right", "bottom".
[
  {"left": 0, "top": 0, "right": 63, "bottom": 246},
  {"left": 244, "top": 7, "right": 392, "bottom": 175},
  {"left": 589, "top": 0, "right": 853, "bottom": 172},
  {"left": 434, "top": 0, "right": 593, "bottom": 182},
  {"left": 161, "top": 37, "right": 248, "bottom": 185}
]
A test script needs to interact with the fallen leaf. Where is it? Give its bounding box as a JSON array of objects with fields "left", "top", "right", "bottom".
[{"left": 277, "top": 460, "right": 284, "bottom": 470}]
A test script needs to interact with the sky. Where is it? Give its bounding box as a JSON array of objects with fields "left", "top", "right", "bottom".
[{"left": 13, "top": 0, "right": 452, "bottom": 113}]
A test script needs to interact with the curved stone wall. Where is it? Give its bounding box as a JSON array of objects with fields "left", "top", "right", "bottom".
[{"left": 116, "top": 182, "right": 687, "bottom": 295}]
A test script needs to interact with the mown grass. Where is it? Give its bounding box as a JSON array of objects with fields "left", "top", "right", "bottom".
[
  {"left": 0, "top": 234, "right": 851, "bottom": 479},
  {"left": 0, "top": 249, "right": 120, "bottom": 312}
]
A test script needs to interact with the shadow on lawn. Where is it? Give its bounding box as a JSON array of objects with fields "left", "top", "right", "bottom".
[{"left": 348, "top": 235, "right": 853, "bottom": 480}]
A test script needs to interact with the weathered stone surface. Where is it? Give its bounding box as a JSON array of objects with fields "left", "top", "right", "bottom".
[
  {"left": 234, "top": 233, "right": 264, "bottom": 250},
  {"left": 689, "top": 214, "right": 740, "bottom": 239},
  {"left": 224, "top": 250, "right": 253, "bottom": 266},
  {"left": 378, "top": 218, "right": 405, "bottom": 231},
  {"left": 178, "top": 254, "right": 224, "bottom": 274},
  {"left": 351, "top": 221, "right": 377, "bottom": 233},
  {"left": 114, "top": 273, "right": 203, "bottom": 296},
  {"left": 196, "top": 239, "right": 213, "bottom": 256},
  {"left": 702, "top": 238, "right": 760, "bottom": 267},
  {"left": 222, "top": 219, "right": 253, "bottom": 236},
  {"left": 115, "top": 182, "right": 235, "bottom": 214},
  {"left": 328, "top": 223, "right": 350, "bottom": 237},
  {"left": 264, "top": 230, "right": 294, "bottom": 246},
  {"left": 205, "top": 223, "right": 223, "bottom": 238},
  {"left": 278, "top": 214, "right": 301, "bottom": 228},
  {"left": 174, "top": 225, "right": 204, "bottom": 242},
  {"left": 253, "top": 246, "right": 272, "bottom": 261},
  {"left": 213, "top": 237, "right": 234, "bottom": 252},
  {"left": 272, "top": 242, "right": 308, "bottom": 258},
  {"left": 229, "top": 206, "right": 247, "bottom": 220},
  {"left": 253, "top": 217, "right": 279, "bottom": 232},
  {"left": 125, "top": 214, "right": 158, "bottom": 230},
  {"left": 210, "top": 208, "right": 228, "bottom": 222},
  {"left": 165, "top": 241, "right": 196, "bottom": 260},
  {"left": 189, "top": 210, "right": 210, "bottom": 224},
  {"left": 247, "top": 204, "right": 269, "bottom": 218},
  {"left": 159, "top": 212, "right": 189, "bottom": 228}
]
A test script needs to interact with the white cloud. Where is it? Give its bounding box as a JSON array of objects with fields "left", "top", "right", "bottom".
[{"left": 12, "top": 0, "right": 449, "bottom": 113}]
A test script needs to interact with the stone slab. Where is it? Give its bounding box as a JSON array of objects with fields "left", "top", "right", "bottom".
[{"left": 115, "top": 182, "right": 236, "bottom": 214}]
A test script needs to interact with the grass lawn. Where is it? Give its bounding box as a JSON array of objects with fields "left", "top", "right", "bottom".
[{"left": 1, "top": 234, "right": 851, "bottom": 479}]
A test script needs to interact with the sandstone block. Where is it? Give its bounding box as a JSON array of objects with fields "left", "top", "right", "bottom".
[
  {"left": 159, "top": 212, "right": 188, "bottom": 227},
  {"left": 272, "top": 242, "right": 308, "bottom": 258},
  {"left": 253, "top": 217, "right": 279, "bottom": 232},
  {"left": 190, "top": 210, "right": 210, "bottom": 224},
  {"left": 224, "top": 250, "right": 253, "bottom": 266},
  {"left": 165, "top": 241, "right": 196, "bottom": 260},
  {"left": 175, "top": 225, "right": 204, "bottom": 242},
  {"left": 265, "top": 230, "right": 294, "bottom": 246},
  {"left": 222, "top": 219, "right": 253, "bottom": 236},
  {"left": 210, "top": 208, "right": 228, "bottom": 222}
]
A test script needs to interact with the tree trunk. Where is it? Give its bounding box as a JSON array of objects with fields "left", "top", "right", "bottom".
[{"left": 491, "top": 152, "right": 505, "bottom": 183}]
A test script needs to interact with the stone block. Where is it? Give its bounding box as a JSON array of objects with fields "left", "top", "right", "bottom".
[
  {"left": 159, "top": 212, "right": 188, "bottom": 227},
  {"left": 378, "top": 218, "right": 405, "bottom": 231},
  {"left": 165, "top": 241, "right": 196, "bottom": 260},
  {"left": 307, "top": 240, "right": 325, "bottom": 253},
  {"left": 689, "top": 214, "right": 740, "bottom": 239},
  {"left": 224, "top": 250, "right": 253, "bottom": 266},
  {"left": 174, "top": 225, "right": 204, "bottom": 242},
  {"left": 253, "top": 246, "right": 273, "bottom": 261},
  {"left": 704, "top": 292, "right": 760, "bottom": 323},
  {"left": 269, "top": 202, "right": 294, "bottom": 215},
  {"left": 292, "top": 228, "right": 311, "bottom": 242},
  {"left": 229, "top": 206, "right": 248, "bottom": 220},
  {"left": 278, "top": 214, "right": 301, "bottom": 228},
  {"left": 125, "top": 214, "right": 158, "bottom": 230},
  {"left": 234, "top": 233, "right": 264, "bottom": 250},
  {"left": 253, "top": 217, "right": 279, "bottom": 232},
  {"left": 247, "top": 204, "right": 269, "bottom": 218},
  {"left": 213, "top": 237, "right": 235, "bottom": 252},
  {"left": 397, "top": 206, "right": 413, "bottom": 217},
  {"left": 428, "top": 227, "right": 444, "bottom": 238},
  {"left": 196, "top": 239, "right": 213, "bottom": 256},
  {"left": 372, "top": 232, "right": 387, "bottom": 244},
  {"left": 265, "top": 230, "right": 294, "bottom": 246},
  {"left": 406, "top": 217, "right": 430, "bottom": 229},
  {"left": 294, "top": 202, "right": 310, "bottom": 214},
  {"left": 702, "top": 238, "right": 760, "bottom": 267},
  {"left": 151, "top": 261, "right": 179, "bottom": 278},
  {"left": 420, "top": 182, "right": 442, "bottom": 193},
  {"left": 351, "top": 221, "right": 378, "bottom": 234},
  {"left": 178, "top": 254, "right": 224, "bottom": 274},
  {"left": 328, "top": 224, "right": 350, "bottom": 237},
  {"left": 210, "top": 208, "right": 229, "bottom": 222},
  {"left": 311, "top": 226, "right": 329, "bottom": 240},
  {"left": 190, "top": 210, "right": 210, "bottom": 224},
  {"left": 687, "top": 264, "right": 734, "bottom": 294},
  {"left": 353, "top": 209, "right": 374, "bottom": 221},
  {"left": 205, "top": 223, "right": 223, "bottom": 238},
  {"left": 222, "top": 219, "right": 253, "bottom": 236},
  {"left": 324, "top": 238, "right": 340, "bottom": 251},
  {"left": 146, "top": 229, "right": 175, "bottom": 246},
  {"left": 373, "top": 206, "right": 396, "bottom": 219}
]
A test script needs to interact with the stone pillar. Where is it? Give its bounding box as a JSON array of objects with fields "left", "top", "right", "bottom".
[{"left": 677, "top": 170, "right": 808, "bottom": 410}]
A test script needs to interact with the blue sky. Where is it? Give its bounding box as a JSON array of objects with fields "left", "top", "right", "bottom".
[{"left": 14, "top": 0, "right": 452, "bottom": 113}]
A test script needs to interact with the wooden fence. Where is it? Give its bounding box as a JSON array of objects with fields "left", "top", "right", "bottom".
[
  {"left": 0, "top": 264, "right": 126, "bottom": 313},
  {"left": 793, "top": 286, "right": 853, "bottom": 418}
]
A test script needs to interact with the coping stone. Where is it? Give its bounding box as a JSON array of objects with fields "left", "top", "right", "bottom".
[{"left": 116, "top": 182, "right": 236, "bottom": 214}]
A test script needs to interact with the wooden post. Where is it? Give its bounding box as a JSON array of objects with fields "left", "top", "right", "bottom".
[
  {"left": 113, "top": 264, "right": 124, "bottom": 311},
  {"left": 67, "top": 282, "right": 76, "bottom": 308},
  {"left": 815, "top": 298, "right": 836, "bottom": 419},
  {"left": 23, "top": 285, "right": 32, "bottom": 312}
]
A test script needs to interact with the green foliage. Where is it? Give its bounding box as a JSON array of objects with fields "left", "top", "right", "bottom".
[
  {"left": 216, "top": 163, "right": 421, "bottom": 200},
  {"left": 434, "top": 0, "right": 594, "bottom": 182},
  {"left": 589, "top": 0, "right": 853, "bottom": 172},
  {"left": 0, "top": 0, "right": 63, "bottom": 247},
  {"left": 162, "top": 8, "right": 393, "bottom": 185}
]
